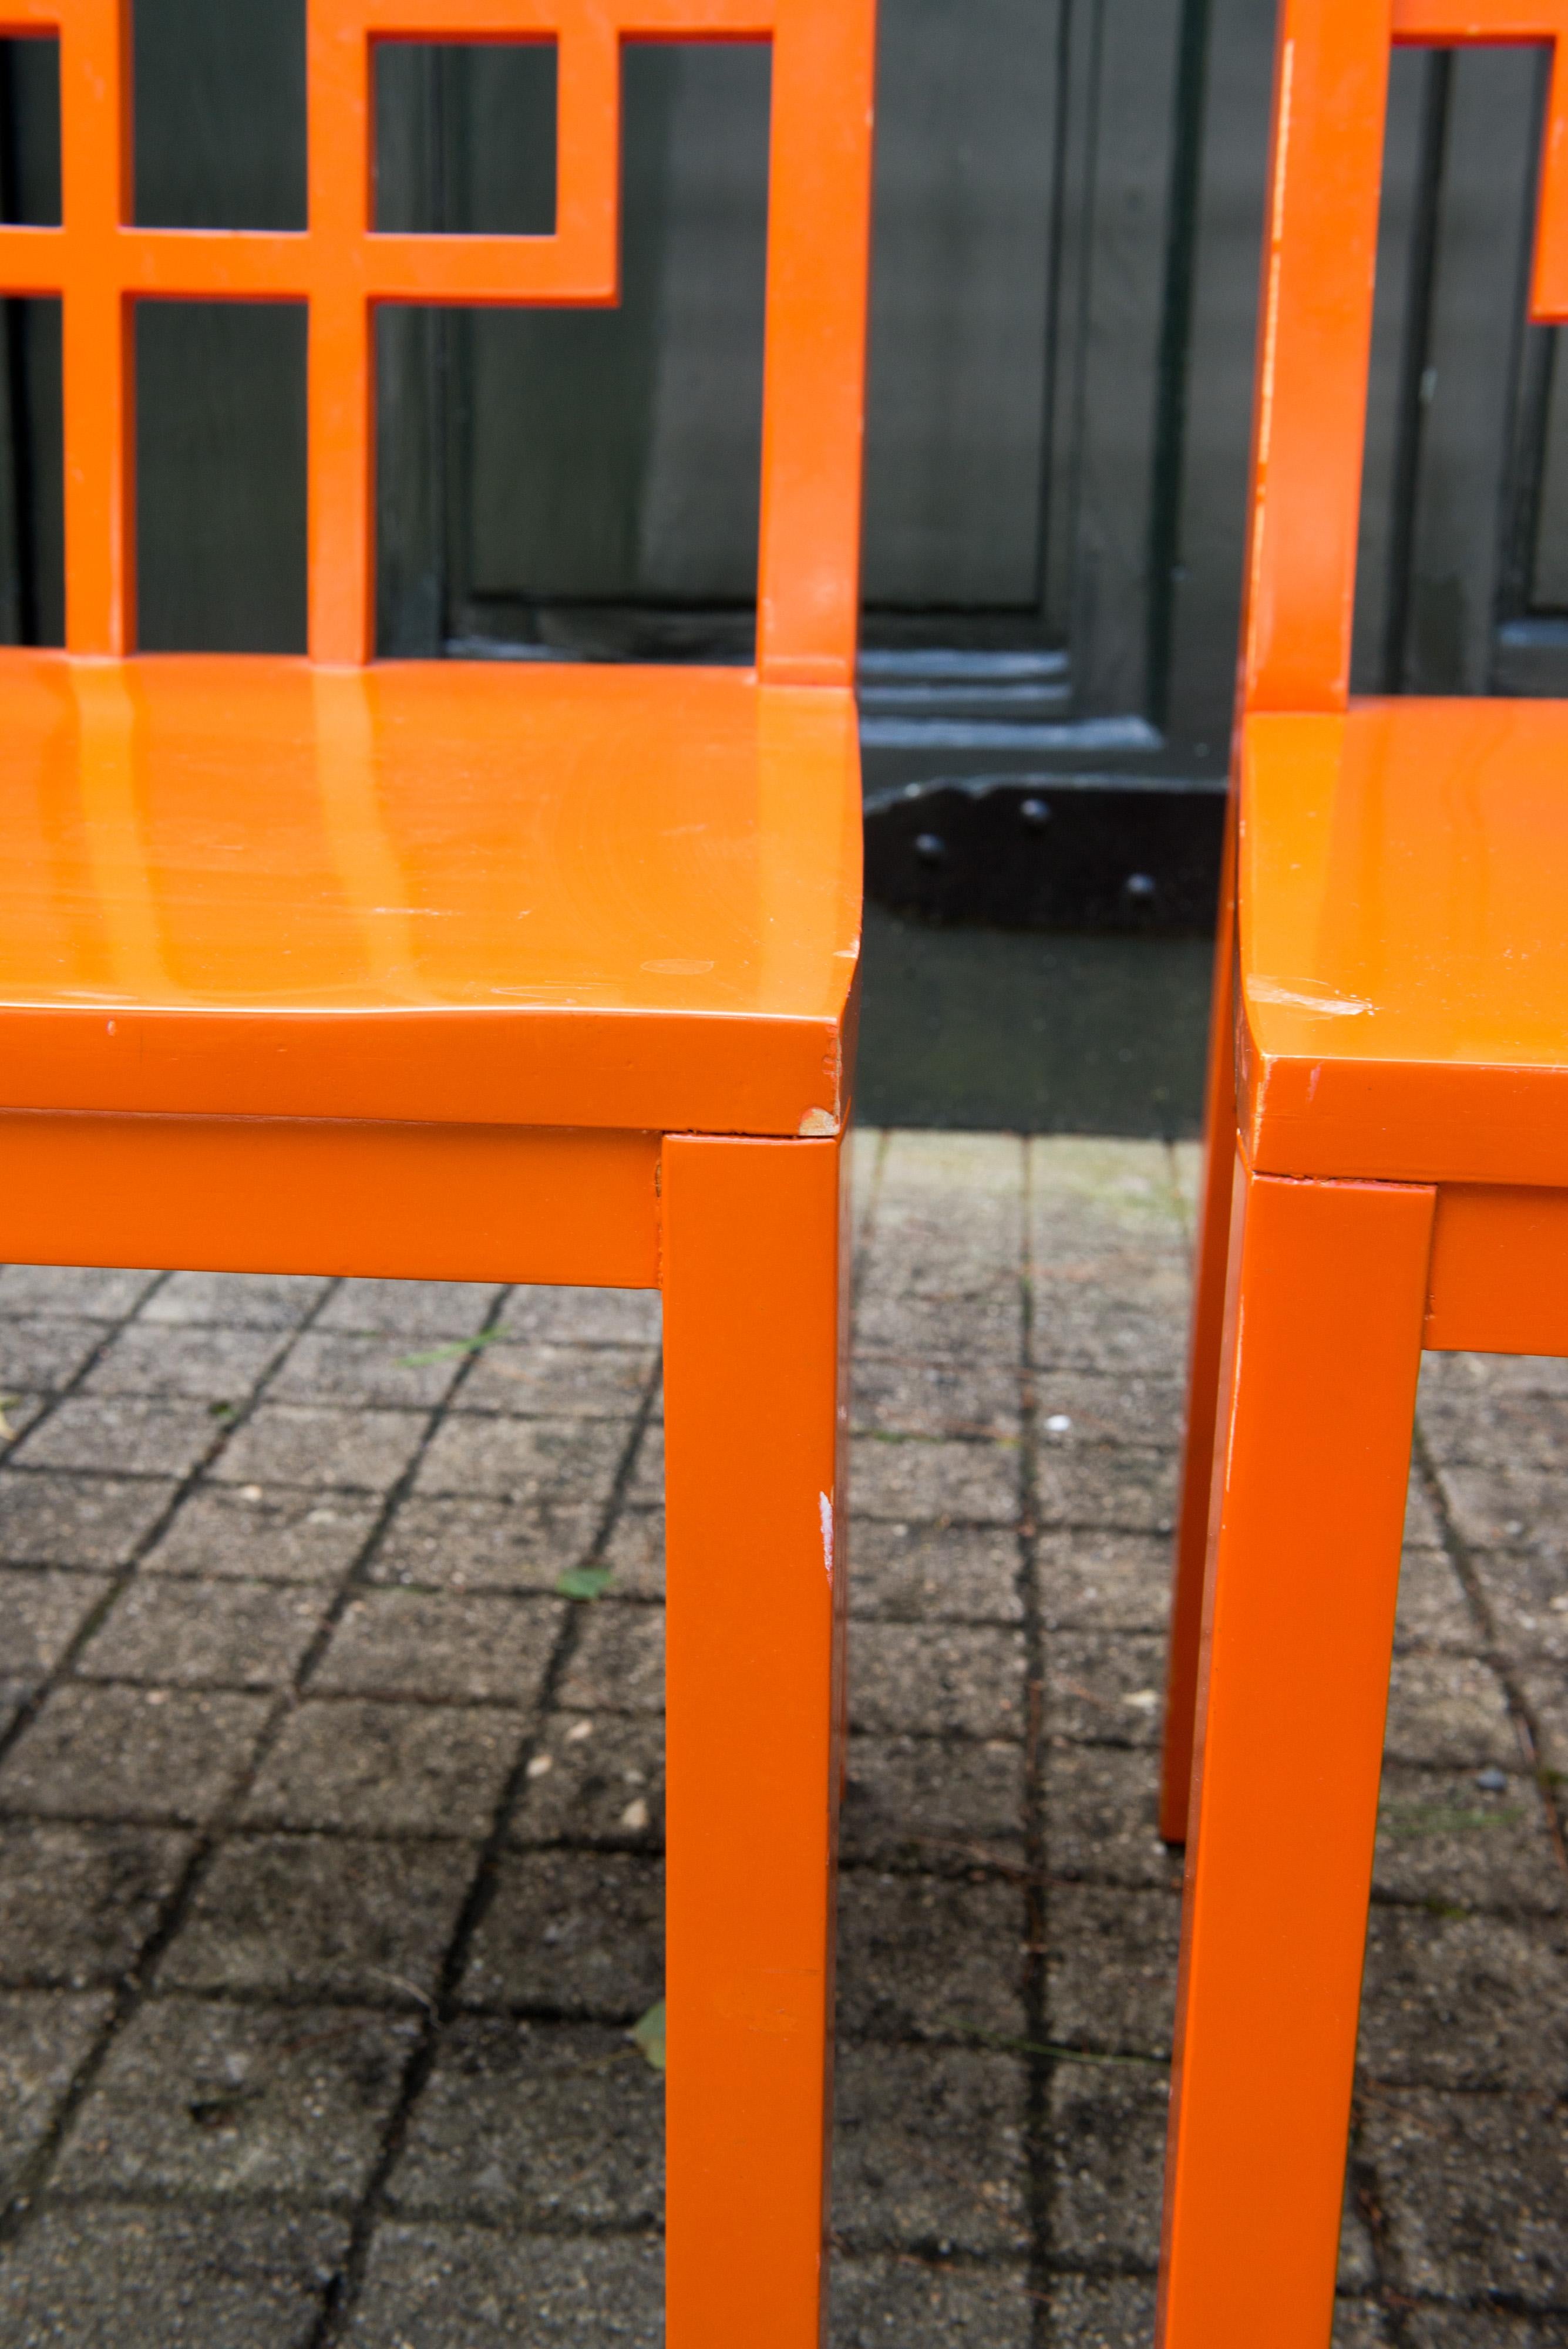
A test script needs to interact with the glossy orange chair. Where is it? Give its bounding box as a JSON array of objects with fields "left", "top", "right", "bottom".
[
  {"left": 0, "top": 4, "right": 873, "bottom": 2341},
  {"left": 1156, "top": 4, "right": 1568, "bottom": 2343}
]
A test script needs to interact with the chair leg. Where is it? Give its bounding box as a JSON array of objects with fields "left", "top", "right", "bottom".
[
  {"left": 662, "top": 1132, "right": 846, "bottom": 2349},
  {"left": 1160, "top": 820, "right": 1238, "bottom": 1844},
  {"left": 1158, "top": 1159, "right": 1434, "bottom": 2349}
]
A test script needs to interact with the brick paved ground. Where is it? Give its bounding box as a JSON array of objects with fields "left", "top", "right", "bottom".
[{"left": 0, "top": 1130, "right": 1562, "bottom": 2345}]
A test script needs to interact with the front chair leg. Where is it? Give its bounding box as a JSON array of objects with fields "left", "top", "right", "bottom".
[
  {"left": 1159, "top": 1155, "right": 1433, "bottom": 2349},
  {"left": 663, "top": 1132, "right": 847, "bottom": 2349}
]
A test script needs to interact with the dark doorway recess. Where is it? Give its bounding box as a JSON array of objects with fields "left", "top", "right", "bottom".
[{"left": 856, "top": 910, "right": 1213, "bottom": 1138}]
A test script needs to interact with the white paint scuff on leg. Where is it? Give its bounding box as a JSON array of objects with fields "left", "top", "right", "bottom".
[{"left": 819, "top": 1492, "right": 835, "bottom": 1587}]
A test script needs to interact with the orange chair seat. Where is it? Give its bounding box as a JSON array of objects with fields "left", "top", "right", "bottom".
[
  {"left": 1238, "top": 698, "right": 1568, "bottom": 1188},
  {"left": 0, "top": 652, "right": 862, "bottom": 1137}
]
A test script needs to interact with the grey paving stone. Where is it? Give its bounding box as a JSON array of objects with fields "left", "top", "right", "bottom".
[
  {"left": 389, "top": 2017, "right": 662, "bottom": 2223},
  {"left": 0, "top": 1264, "right": 159, "bottom": 1318},
  {"left": 861, "top": 1227, "right": 1023, "bottom": 1316},
  {"left": 1421, "top": 1350, "right": 1568, "bottom": 1402},
  {"left": 0, "top": 2204, "right": 347, "bottom": 2347},
  {"left": 1374, "top": 1766, "right": 1564, "bottom": 1915},
  {"left": 77, "top": 1579, "right": 329, "bottom": 1688},
  {"left": 1469, "top": 1549, "right": 1568, "bottom": 1664},
  {"left": 1049, "top": 2058, "right": 1169, "bottom": 2267},
  {"left": 497, "top": 1283, "right": 662, "bottom": 1344},
  {"left": 1029, "top": 1136, "right": 1186, "bottom": 1235},
  {"left": 14, "top": 1395, "right": 218, "bottom": 1479},
  {"left": 458, "top": 1849, "right": 662, "bottom": 2018},
  {"left": 1048, "top": 1634, "right": 1167, "bottom": 1748},
  {"left": 80, "top": 1321, "right": 288, "bottom": 1401},
  {"left": 0, "top": 1819, "right": 191, "bottom": 1986},
  {"left": 847, "top": 1621, "right": 1026, "bottom": 1740},
  {"left": 1169, "top": 1138, "right": 1202, "bottom": 1219},
  {"left": 270, "top": 1330, "right": 469, "bottom": 1410},
  {"left": 1045, "top": 1882, "right": 1182, "bottom": 2059},
  {"left": 243, "top": 1700, "right": 527, "bottom": 1838},
  {"left": 415, "top": 1415, "right": 627, "bottom": 1507},
  {"left": 0, "top": 1988, "right": 112, "bottom": 2193},
  {"left": 554, "top": 1604, "right": 664, "bottom": 1717},
  {"left": 884, "top": 1129, "right": 1028, "bottom": 1200},
  {"left": 1405, "top": 2310, "right": 1568, "bottom": 2347},
  {"left": 596, "top": 1507, "right": 665, "bottom": 1601},
  {"left": 143, "top": 1485, "right": 379, "bottom": 1584},
  {"left": 836, "top": 1868, "right": 1024, "bottom": 2042},
  {"left": 140, "top": 1270, "right": 332, "bottom": 1327},
  {"left": 316, "top": 1278, "right": 502, "bottom": 1338},
  {"left": 1418, "top": 1382, "right": 1568, "bottom": 1470},
  {"left": 839, "top": 1734, "right": 1022, "bottom": 1869},
  {"left": 1035, "top": 1372, "right": 1186, "bottom": 1451},
  {"left": 0, "top": 1317, "right": 111, "bottom": 1392},
  {"left": 312, "top": 1590, "right": 563, "bottom": 1705},
  {"left": 1442, "top": 1463, "right": 1568, "bottom": 1561},
  {"left": 625, "top": 1422, "right": 663, "bottom": 1506},
  {"left": 1044, "top": 2274, "right": 1159, "bottom": 2349},
  {"left": 1043, "top": 1741, "right": 1182, "bottom": 1890},
  {"left": 1028, "top": 1283, "right": 1192, "bottom": 1379},
  {"left": 214, "top": 1404, "right": 430, "bottom": 1494},
  {"left": 854, "top": 1289, "right": 1024, "bottom": 1365},
  {"left": 0, "top": 1684, "right": 270, "bottom": 1824},
  {"left": 1403, "top": 1471, "right": 1445, "bottom": 1550},
  {"left": 862, "top": 1195, "right": 1022, "bottom": 1296},
  {"left": 1358, "top": 1907, "right": 1568, "bottom": 2089},
  {"left": 1522, "top": 1668, "right": 1568, "bottom": 1775},
  {"left": 158, "top": 1833, "right": 476, "bottom": 2003},
  {"left": 830, "top": 2256, "right": 1032, "bottom": 2349},
  {"left": 507, "top": 1712, "right": 664, "bottom": 1850},
  {"left": 0, "top": 1392, "right": 48, "bottom": 1458},
  {"left": 846, "top": 1518, "right": 1020, "bottom": 1623},
  {"left": 1034, "top": 1447, "right": 1179, "bottom": 1536},
  {"left": 1364, "top": 2086, "right": 1568, "bottom": 2304},
  {"left": 1331, "top": 2309, "right": 1396, "bottom": 2349},
  {"left": 0, "top": 1566, "right": 112, "bottom": 1693},
  {"left": 1384, "top": 1654, "right": 1517, "bottom": 1769},
  {"left": 832, "top": 2040, "right": 1028, "bottom": 2254},
  {"left": 371, "top": 1493, "right": 600, "bottom": 1593},
  {"left": 53, "top": 1993, "right": 418, "bottom": 2201},
  {"left": 1395, "top": 1544, "right": 1483, "bottom": 1653},
  {"left": 849, "top": 1435, "right": 1019, "bottom": 1526},
  {"left": 1035, "top": 1528, "right": 1170, "bottom": 1632},
  {"left": 455, "top": 1340, "right": 656, "bottom": 1418},
  {"left": 347, "top": 2224, "right": 662, "bottom": 2348},
  {"left": 850, "top": 1354, "right": 1021, "bottom": 1441}
]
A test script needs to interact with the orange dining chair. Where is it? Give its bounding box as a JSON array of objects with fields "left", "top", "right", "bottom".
[
  {"left": 0, "top": 4, "right": 873, "bottom": 2341},
  {"left": 1155, "top": 3, "right": 1568, "bottom": 2343}
]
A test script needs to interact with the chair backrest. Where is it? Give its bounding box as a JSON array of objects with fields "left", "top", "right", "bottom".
[
  {"left": 1244, "top": 0, "right": 1568, "bottom": 715},
  {"left": 0, "top": 0, "right": 876, "bottom": 682}
]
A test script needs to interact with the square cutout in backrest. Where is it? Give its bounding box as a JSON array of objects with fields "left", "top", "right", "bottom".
[
  {"left": 0, "top": 35, "right": 60, "bottom": 227},
  {"left": 133, "top": 0, "right": 306, "bottom": 230},
  {"left": 0, "top": 296, "right": 63, "bottom": 646},
  {"left": 376, "top": 40, "right": 769, "bottom": 662},
  {"left": 136, "top": 302, "right": 308, "bottom": 654},
  {"left": 1353, "top": 38, "right": 1552, "bottom": 695},
  {"left": 376, "top": 41, "right": 557, "bottom": 236}
]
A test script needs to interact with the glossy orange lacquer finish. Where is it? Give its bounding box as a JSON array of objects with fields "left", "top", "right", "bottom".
[
  {"left": 1161, "top": 1160, "right": 1434, "bottom": 2349},
  {"left": 1160, "top": 5, "right": 1568, "bottom": 2346},
  {"left": 1237, "top": 699, "right": 1568, "bottom": 1183},
  {"left": 663, "top": 1135, "right": 845, "bottom": 2348},
  {"left": 0, "top": 4, "right": 875, "bottom": 2341},
  {"left": 0, "top": 654, "right": 861, "bottom": 1135}
]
